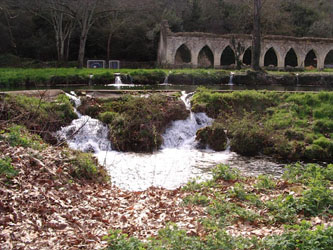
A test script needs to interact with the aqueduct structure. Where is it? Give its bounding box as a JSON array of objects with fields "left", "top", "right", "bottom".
[{"left": 157, "top": 21, "right": 333, "bottom": 70}]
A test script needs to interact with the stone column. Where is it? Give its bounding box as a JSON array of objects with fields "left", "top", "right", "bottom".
[
  {"left": 297, "top": 53, "right": 306, "bottom": 69},
  {"left": 214, "top": 51, "right": 221, "bottom": 68},
  {"left": 277, "top": 53, "right": 284, "bottom": 69},
  {"left": 317, "top": 54, "right": 325, "bottom": 70},
  {"left": 191, "top": 50, "right": 199, "bottom": 68},
  {"left": 259, "top": 52, "right": 265, "bottom": 68}
]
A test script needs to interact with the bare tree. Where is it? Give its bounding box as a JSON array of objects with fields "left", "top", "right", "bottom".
[
  {"left": 59, "top": 0, "right": 117, "bottom": 68},
  {"left": 24, "top": 0, "right": 76, "bottom": 61},
  {"left": 0, "top": 0, "right": 18, "bottom": 54},
  {"left": 251, "top": 0, "right": 262, "bottom": 71}
]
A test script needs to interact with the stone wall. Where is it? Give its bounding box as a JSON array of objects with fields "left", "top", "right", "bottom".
[{"left": 157, "top": 21, "right": 333, "bottom": 70}]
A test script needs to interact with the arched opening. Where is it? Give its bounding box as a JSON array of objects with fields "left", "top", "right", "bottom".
[
  {"left": 198, "top": 46, "right": 214, "bottom": 68},
  {"left": 264, "top": 47, "right": 278, "bottom": 67},
  {"left": 285, "top": 48, "right": 298, "bottom": 67},
  {"left": 243, "top": 47, "right": 252, "bottom": 66},
  {"left": 175, "top": 44, "right": 191, "bottom": 64},
  {"left": 220, "top": 46, "right": 235, "bottom": 66},
  {"left": 324, "top": 50, "right": 333, "bottom": 68},
  {"left": 305, "top": 50, "right": 317, "bottom": 68}
]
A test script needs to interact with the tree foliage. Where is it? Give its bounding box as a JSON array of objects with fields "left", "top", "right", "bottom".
[{"left": 0, "top": 0, "right": 332, "bottom": 64}]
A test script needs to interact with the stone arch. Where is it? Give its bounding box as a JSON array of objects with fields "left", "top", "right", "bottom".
[
  {"left": 285, "top": 48, "right": 298, "bottom": 67},
  {"left": 324, "top": 50, "right": 333, "bottom": 68},
  {"left": 220, "top": 46, "right": 235, "bottom": 66},
  {"left": 198, "top": 45, "right": 214, "bottom": 68},
  {"left": 264, "top": 47, "right": 278, "bottom": 67},
  {"left": 175, "top": 44, "right": 192, "bottom": 64},
  {"left": 243, "top": 47, "right": 252, "bottom": 66},
  {"left": 305, "top": 49, "right": 317, "bottom": 68}
]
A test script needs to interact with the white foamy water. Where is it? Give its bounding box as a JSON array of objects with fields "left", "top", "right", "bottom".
[
  {"left": 57, "top": 115, "right": 111, "bottom": 153},
  {"left": 58, "top": 91, "right": 283, "bottom": 191}
]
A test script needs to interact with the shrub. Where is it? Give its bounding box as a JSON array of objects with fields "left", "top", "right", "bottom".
[
  {"left": 99, "top": 111, "right": 118, "bottom": 124},
  {"left": 6, "top": 125, "right": 44, "bottom": 150},
  {"left": 255, "top": 175, "right": 277, "bottom": 190},
  {"left": 264, "top": 222, "right": 333, "bottom": 250},
  {"left": 69, "top": 151, "right": 108, "bottom": 182},
  {"left": 212, "top": 165, "right": 240, "bottom": 181},
  {"left": 266, "top": 195, "right": 298, "bottom": 223},
  {"left": 103, "top": 230, "right": 146, "bottom": 250},
  {"left": 299, "top": 185, "right": 333, "bottom": 216},
  {"left": 304, "top": 144, "right": 327, "bottom": 160},
  {"left": 183, "top": 194, "right": 210, "bottom": 206}
]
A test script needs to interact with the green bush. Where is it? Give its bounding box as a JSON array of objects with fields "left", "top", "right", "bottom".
[
  {"left": 266, "top": 195, "right": 298, "bottom": 223},
  {"left": 183, "top": 193, "right": 210, "bottom": 206},
  {"left": 1, "top": 94, "right": 77, "bottom": 144},
  {"left": 0, "top": 157, "right": 17, "bottom": 179},
  {"left": 283, "top": 163, "right": 333, "bottom": 184},
  {"left": 69, "top": 151, "right": 108, "bottom": 182},
  {"left": 299, "top": 185, "right": 333, "bottom": 216},
  {"left": 99, "top": 111, "right": 118, "bottom": 124},
  {"left": 6, "top": 125, "right": 44, "bottom": 150},
  {"left": 264, "top": 222, "right": 333, "bottom": 250},
  {"left": 255, "top": 175, "right": 277, "bottom": 190},
  {"left": 212, "top": 165, "right": 240, "bottom": 181},
  {"left": 103, "top": 230, "right": 146, "bottom": 250}
]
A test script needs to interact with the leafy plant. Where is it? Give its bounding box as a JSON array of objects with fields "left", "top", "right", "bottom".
[
  {"left": 255, "top": 175, "right": 277, "bottom": 190},
  {"left": 212, "top": 164, "right": 240, "bottom": 181},
  {"left": 0, "top": 157, "right": 17, "bottom": 179},
  {"left": 6, "top": 125, "right": 44, "bottom": 150},
  {"left": 264, "top": 222, "right": 333, "bottom": 250}
]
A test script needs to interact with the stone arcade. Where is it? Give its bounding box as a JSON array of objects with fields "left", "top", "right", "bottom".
[{"left": 157, "top": 20, "right": 333, "bottom": 70}]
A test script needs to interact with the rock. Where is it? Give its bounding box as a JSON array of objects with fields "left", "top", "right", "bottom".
[{"left": 196, "top": 123, "right": 227, "bottom": 151}]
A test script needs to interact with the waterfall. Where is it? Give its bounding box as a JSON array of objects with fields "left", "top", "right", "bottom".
[
  {"left": 57, "top": 93, "right": 111, "bottom": 153},
  {"left": 57, "top": 91, "right": 280, "bottom": 191},
  {"left": 160, "top": 71, "right": 172, "bottom": 86},
  {"left": 162, "top": 91, "right": 213, "bottom": 149},
  {"left": 115, "top": 75, "right": 122, "bottom": 85},
  {"left": 227, "top": 72, "right": 235, "bottom": 85}
]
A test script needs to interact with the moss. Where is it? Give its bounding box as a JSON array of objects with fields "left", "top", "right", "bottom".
[
  {"left": 192, "top": 89, "right": 333, "bottom": 161},
  {"left": 196, "top": 122, "right": 227, "bottom": 151},
  {"left": 0, "top": 94, "right": 77, "bottom": 144},
  {"left": 80, "top": 94, "right": 189, "bottom": 153},
  {"left": 304, "top": 144, "right": 327, "bottom": 161},
  {"left": 68, "top": 151, "right": 109, "bottom": 182}
]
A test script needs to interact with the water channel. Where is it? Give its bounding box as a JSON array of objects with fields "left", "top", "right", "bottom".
[{"left": 57, "top": 90, "right": 285, "bottom": 191}]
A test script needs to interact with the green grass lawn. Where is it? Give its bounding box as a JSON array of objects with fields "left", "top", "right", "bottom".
[{"left": 1, "top": 67, "right": 333, "bottom": 87}]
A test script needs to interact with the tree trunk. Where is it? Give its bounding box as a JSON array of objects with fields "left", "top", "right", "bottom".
[
  {"left": 107, "top": 32, "right": 113, "bottom": 62},
  {"left": 78, "top": 34, "right": 87, "bottom": 68},
  {"left": 251, "top": 0, "right": 261, "bottom": 71}
]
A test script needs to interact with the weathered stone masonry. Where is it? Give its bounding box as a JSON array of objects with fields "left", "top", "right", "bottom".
[{"left": 157, "top": 20, "right": 333, "bottom": 70}]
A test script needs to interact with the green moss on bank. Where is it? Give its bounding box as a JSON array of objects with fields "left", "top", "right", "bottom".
[
  {"left": 79, "top": 94, "right": 189, "bottom": 152},
  {"left": 192, "top": 88, "right": 333, "bottom": 161},
  {"left": 0, "top": 93, "right": 77, "bottom": 143}
]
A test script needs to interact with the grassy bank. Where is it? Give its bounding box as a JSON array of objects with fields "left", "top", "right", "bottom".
[
  {"left": 192, "top": 89, "right": 333, "bottom": 162},
  {"left": 104, "top": 164, "right": 333, "bottom": 249},
  {"left": 1, "top": 67, "right": 333, "bottom": 87}
]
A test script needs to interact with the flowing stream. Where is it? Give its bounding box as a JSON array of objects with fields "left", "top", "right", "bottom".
[{"left": 58, "top": 92, "right": 284, "bottom": 191}]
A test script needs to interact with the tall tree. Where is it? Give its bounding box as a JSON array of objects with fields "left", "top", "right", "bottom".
[
  {"left": 251, "top": 0, "right": 261, "bottom": 71},
  {"left": 24, "top": 0, "right": 75, "bottom": 61},
  {"left": 62, "top": 0, "right": 117, "bottom": 68}
]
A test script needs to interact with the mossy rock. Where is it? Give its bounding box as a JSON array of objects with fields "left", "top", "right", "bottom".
[
  {"left": 196, "top": 123, "right": 227, "bottom": 151},
  {"left": 304, "top": 144, "right": 327, "bottom": 161}
]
